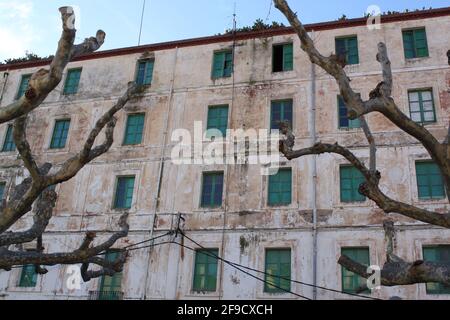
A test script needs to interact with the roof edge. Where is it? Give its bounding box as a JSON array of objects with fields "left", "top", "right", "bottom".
[{"left": 1, "top": 6, "right": 449, "bottom": 72}]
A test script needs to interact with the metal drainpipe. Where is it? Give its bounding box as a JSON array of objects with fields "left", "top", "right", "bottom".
[
  {"left": 143, "top": 47, "right": 179, "bottom": 300},
  {"left": 310, "top": 30, "right": 319, "bottom": 301},
  {"left": 0, "top": 71, "right": 10, "bottom": 106}
]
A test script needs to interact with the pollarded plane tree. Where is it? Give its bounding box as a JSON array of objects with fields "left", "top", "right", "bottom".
[
  {"left": 275, "top": 0, "right": 450, "bottom": 289},
  {"left": 0, "top": 7, "right": 141, "bottom": 281}
]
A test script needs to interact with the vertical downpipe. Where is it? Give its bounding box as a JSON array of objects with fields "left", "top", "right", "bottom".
[{"left": 310, "top": 30, "right": 319, "bottom": 300}]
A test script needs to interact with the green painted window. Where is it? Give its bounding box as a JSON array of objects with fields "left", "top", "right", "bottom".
[
  {"left": 123, "top": 114, "right": 145, "bottom": 145},
  {"left": 201, "top": 172, "right": 224, "bottom": 208},
  {"left": 335, "top": 36, "right": 359, "bottom": 65},
  {"left": 193, "top": 249, "right": 219, "bottom": 292},
  {"left": 271, "top": 100, "right": 293, "bottom": 130},
  {"left": 403, "top": 28, "right": 429, "bottom": 59},
  {"left": 273, "top": 43, "right": 294, "bottom": 72},
  {"left": 416, "top": 161, "right": 445, "bottom": 200},
  {"left": 2, "top": 124, "right": 16, "bottom": 152},
  {"left": 50, "top": 119, "right": 70, "bottom": 149},
  {"left": 16, "top": 74, "right": 31, "bottom": 100},
  {"left": 212, "top": 51, "right": 233, "bottom": 79},
  {"left": 19, "top": 264, "right": 38, "bottom": 288},
  {"left": 136, "top": 60, "right": 154, "bottom": 85},
  {"left": 63, "top": 69, "right": 82, "bottom": 95},
  {"left": 264, "top": 249, "right": 291, "bottom": 293},
  {"left": 341, "top": 247, "right": 370, "bottom": 294},
  {"left": 114, "top": 176, "right": 135, "bottom": 209},
  {"left": 0, "top": 182, "right": 5, "bottom": 201},
  {"left": 268, "top": 168, "right": 292, "bottom": 206},
  {"left": 340, "top": 166, "right": 366, "bottom": 203},
  {"left": 408, "top": 90, "right": 436, "bottom": 124},
  {"left": 338, "top": 95, "right": 361, "bottom": 129},
  {"left": 207, "top": 105, "right": 229, "bottom": 137},
  {"left": 423, "top": 246, "right": 450, "bottom": 294},
  {"left": 99, "top": 251, "right": 123, "bottom": 300}
]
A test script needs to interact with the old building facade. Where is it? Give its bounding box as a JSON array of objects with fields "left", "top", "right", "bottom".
[{"left": 0, "top": 8, "right": 449, "bottom": 300}]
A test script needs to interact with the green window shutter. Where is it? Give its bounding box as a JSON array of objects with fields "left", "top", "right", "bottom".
[
  {"left": 268, "top": 168, "right": 292, "bottom": 206},
  {"left": 338, "top": 96, "right": 360, "bottom": 129},
  {"left": 2, "top": 124, "right": 16, "bottom": 152},
  {"left": 423, "top": 246, "right": 450, "bottom": 294},
  {"left": 283, "top": 43, "right": 294, "bottom": 71},
  {"left": 340, "top": 166, "right": 366, "bottom": 203},
  {"left": 193, "top": 249, "right": 219, "bottom": 292},
  {"left": 136, "top": 60, "right": 154, "bottom": 85},
  {"left": 201, "top": 172, "right": 224, "bottom": 208},
  {"left": 50, "top": 120, "right": 71, "bottom": 149},
  {"left": 63, "top": 69, "right": 81, "bottom": 95},
  {"left": 341, "top": 247, "right": 370, "bottom": 294},
  {"left": 207, "top": 105, "right": 229, "bottom": 137},
  {"left": 335, "top": 37, "right": 359, "bottom": 65},
  {"left": 19, "top": 265, "right": 38, "bottom": 287},
  {"left": 416, "top": 162, "right": 445, "bottom": 200},
  {"left": 99, "top": 251, "right": 123, "bottom": 300},
  {"left": 16, "top": 75, "right": 31, "bottom": 100},
  {"left": 271, "top": 100, "right": 293, "bottom": 130},
  {"left": 408, "top": 90, "right": 436, "bottom": 124},
  {"left": 123, "top": 114, "right": 145, "bottom": 145},
  {"left": 0, "top": 182, "right": 5, "bottom": 201},
  {"left": 114, "top": 176, "right": 135, "bottom": 209},
  {"left": 212, "top": 51, "right": 232, "bottom": 79},
  {"left": 264, "top": 249, "right": 291, "bottom": 293},
  {"left": 403, "top": 28, "right": 429, "bottom": 59}
]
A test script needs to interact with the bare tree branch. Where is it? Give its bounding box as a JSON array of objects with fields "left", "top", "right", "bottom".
[{"left": 359, "top": 116, "right": 376, "bottom": 173}]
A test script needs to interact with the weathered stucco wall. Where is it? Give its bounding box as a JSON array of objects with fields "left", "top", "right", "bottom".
[{"left": 0, "top": 13, "right": 449, "bottom": 300}]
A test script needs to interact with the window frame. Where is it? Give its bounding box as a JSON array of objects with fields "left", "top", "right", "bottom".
[
  {"left": 341, "top": 247, "right": 371, "bottom": 294},
  {"left": 415, "top": 161, "right": 446, "bottom": 200},
  {"left": 408, "top": 88, "right": 437, "bottom": 125},
  {"left": 206, "top": 105, "right": 229, "bottom": 138},
  {"left": 98, "top": 250, "right": 124, "bottom": 300},
  {"left": 264, "top": 248, "right": 292, "bottom": 293},
  {"left": 335, "top": 35, "right": 359, "bottom": 65},
  {"left": 15, "top": 74, "right": 32, "bottom": 100},
  {"left": 272, "top": 42, "right": 294, "bottom": 73},
  {"left": 2, "top": 124, "right": 16, "bottom": 152},
  {"left": 402, "top": 27, "right": 429, "bottom": 59},
  {"left": 122, "top": 113, "right": 146, "bottom": 146},
  {"left": 63, "top": 68, "right": 82, "bottom": 95},
  {"left": 192, "top": 248, "right": 220, "bottom": 293},
  {"left": 270, "top": 99, "right": 293, "bottom": 131},
  {"left": 0, "top": 182, "right": 6, "bottom": 201},
  {"left": 18, "top": 264, "right": 38, "bottom": 288},
  {"left": 49, "top": 119, "right": 71, "bottom": 150},
  {"left": 267, "top": 168, "right": 292, "bottom": 207},
  {"left": 339, "top": 165, "right": 366, "bottom": 203},
  {"left": 211, "top": 50, "right": 233, "bottom": 79},
  {"left": 337, "top": 95, "right": 361, "bottom": 129},
  {"left": 135, "top": 59, "right": 155, "bottom": 86},
  {"left": 200, "top": 171, "right": 224, "bottom": 209},
  {"left": 113, "top": 175, "right": 136, "bottom": 210}
]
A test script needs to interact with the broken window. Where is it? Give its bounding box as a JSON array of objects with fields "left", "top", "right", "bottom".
[
  {"left": 423, "top": 246, "right": 450, "bottom": 294},
  {"left": 2, "top": 124, "right": 16, "bottom": 152},
  {"left": 335, "top": 36, "right": 359, "bottom": 65},
  {"left": 16, "top": 74, "right": 31, "bottom": 100},
  {"left": 338, "top": 95, "right": 361, "bottom": 129},
  {"left": 271, "top": 99, "right": 293, "bottom": 130},
  {"left": 50, "top": 119, "right": 71, "bottom": 149},
  {"left": 136, "top": 59, "right": 154, "bottom": 85},
  {"left": 268, "top": 168, "right": 292, "bottom": 206},
  {"left": 403, "top": 28, "right": 429, "bottom": 59},
  {"left": 340, "top": 165, "right": 366, "bottom": 203},
  {"left": 63, "top": 68, "right": 82, "bottom": 95},
  {"left": 341, "top": 247, "right": 370, "bottom": 294},
  {"left": 272, "top": 43, "right": 293, "bottom": 72},
  {"left": 114, "top": 176, "right": 135, "bottom": 209},
  {"left": 193, "top": 249, "right": 219, "bottom": 292},
  {"left": 201, "top": 172, "right": 224, "bottom": 208},
  {"left": 408, "top": 89, "right": 436, "bottom": 124},
  {"left": 123, "top": 113, "right": 145, "bottom": 146},
  {"left": 19, "top": 264, "right": 38, "bottom": 288},
  {"left": 264, "top": 249, "right": 291, "bottom": 293},
  {"left": 212, "top": 50, "right": 233, "bottom": 79},
  {"left": 416, "top": 161, "right": 445, "bottom": 200}
]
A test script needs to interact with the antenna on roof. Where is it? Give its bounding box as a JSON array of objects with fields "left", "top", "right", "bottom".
[{"left": 138, "top": 0, "right": 147, "bottom": 46}]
